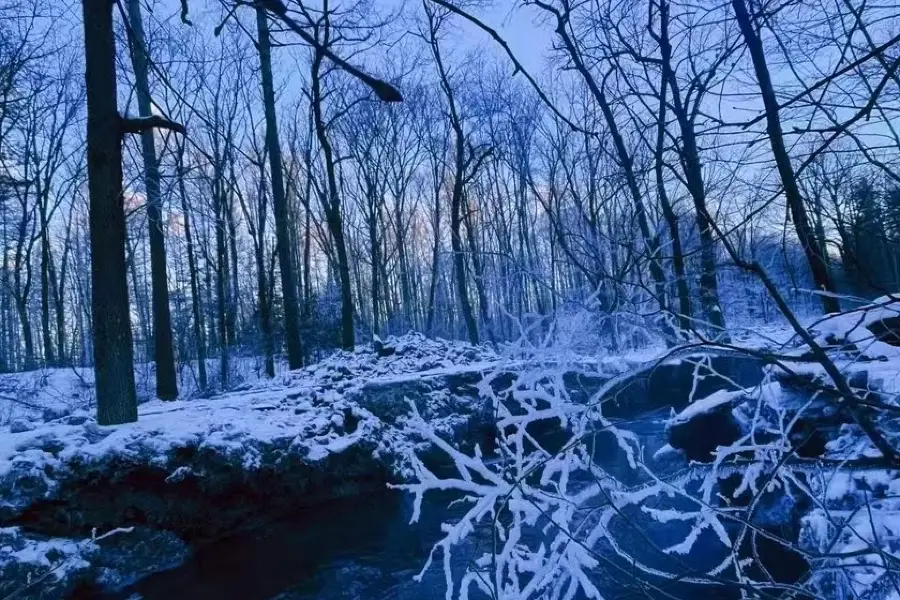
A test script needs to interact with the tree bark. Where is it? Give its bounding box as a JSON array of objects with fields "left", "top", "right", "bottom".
[
  {"left": 176, "top": 142, "right": 207, "bottom": 391},
  {"left": 125, "top": 0, "right": 178, "bottom": 399},
  {"left": 39, "top": 223, "right": 55, "bottom": 366},
  {"left": 256, "top": 8, "right": 304, "bottom": 367},
  {"left": 425, "top": 6, "right": 479, "bottom": 344},
  {"left": 732, "top": 0, "right": 840, "bottom": 314},
  {"left": 655, "top": 0, "right": 727, "bottom": 337},
  {"left": 651, "top": 4, "right": 691, "bottom": 333},
  {"left": 310, "top": 31, "right": 354, "bottom": 350},
  {"left": 82, "top": 0, "right": 137, "bottom": 425}
]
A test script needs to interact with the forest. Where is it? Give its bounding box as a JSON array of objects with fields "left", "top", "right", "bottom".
[{"left": 1, "top": 0, "right": 900, "bottom": 598}]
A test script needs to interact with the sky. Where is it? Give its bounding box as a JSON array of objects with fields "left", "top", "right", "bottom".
[{"left": 453, "top": 1, "right": 551, "bottom": 74}]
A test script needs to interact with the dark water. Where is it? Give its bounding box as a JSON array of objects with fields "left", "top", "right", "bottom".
[
  {"left": 117, "top": 358, "right": 768, "bottom": 600},
  {"left": 115, "top": 490, "right": 473, "bottom": 600},
  {"left": 112, "top": 413, "right": 735, "bottom": 600}
]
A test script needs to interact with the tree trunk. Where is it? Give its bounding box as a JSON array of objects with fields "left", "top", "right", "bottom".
[
  {"left": 547, "top": 14, "right": 670, "bottom": 319},
  {"left": 652, "top": 0, "right": 727, "bottom": 337},
  {"left": 256, "top": 8, "right": 304, "bottom": 367},
  {"left": 369, "top": 203, "right": 380, "bottom": 335},
  {"left": 82, "top": 0, "right": 137, "bottom": 425},
  {"left": 311, "top": 41, "right": 354, "bottom": 350},
  {"left": 225, "top": 196, "right": 239, "bottom": 345},
  {"left": 125, "top": 0, "right": 178, "bottom": 399},
  {"left": 450, "top": 162, "right": 479, "bottom": 345},
  {"left": 40, "top": 231, "right": 54, "bottom": 366},
  {"left": 256, "top": 238, "right": 274, "bottom": 377},
  {"left": 732, "top": 0, "right": 840, "bottom": 314},
  {"left": 15, "top": 298, "right": 34, "bottom": 370},
  {"left": 176, "top": 143, "right": 207, "bottom": 391},
  {"left": 462, "top": 195, "right": 492, "bottom": 342},
  {"left": 425, "top": 185, "right": 441, "bottom": 334},
  {"left": 651, "top": 31, "right": 692, "bottom": 333},
  {"left": 214, "top": 175, "right": 229, "bottom": 389},
  {"left": 49, "top": 213, "right": 70, "bottom": 367}
]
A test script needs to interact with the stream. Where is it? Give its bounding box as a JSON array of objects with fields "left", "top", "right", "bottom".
[
  {"left": 107, "top": 413, "right": 735, "bottom": 600},
  {"left": 106, "top": 356, "right": 769, "bottom": 600}
]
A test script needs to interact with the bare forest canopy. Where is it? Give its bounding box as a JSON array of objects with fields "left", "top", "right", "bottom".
[{"left": 1, "top": 0, "right": 899, "bottom": 423}]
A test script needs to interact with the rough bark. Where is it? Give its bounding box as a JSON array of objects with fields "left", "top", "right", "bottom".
[{"left": 82, "top": 0, "right": 137, "bottom": 425}]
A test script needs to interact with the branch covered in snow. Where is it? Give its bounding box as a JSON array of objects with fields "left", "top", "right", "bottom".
[{"left": 120, "top": 115, "right": 186, "bottom": 135}]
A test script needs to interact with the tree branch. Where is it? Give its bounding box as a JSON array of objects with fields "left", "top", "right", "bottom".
[
  {"left": 255, "top": 0, "right": 402, "bottom": 103},
  {"left": 120, "top": 115, "right": 187, "bottom": 135}
]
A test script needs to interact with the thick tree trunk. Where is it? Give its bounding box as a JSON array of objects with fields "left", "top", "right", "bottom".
[
  {"left": 256, "top": 8, "right": 304, "bottom": 367},
  {"left": 82, "top": 0, "right": 137, "bottom": 425},
  {"left": 732, "top": 0, "right": 840, "bottom": 314},
  {"left": 124, "top": 0, "right": 177, "bottom": 399}
]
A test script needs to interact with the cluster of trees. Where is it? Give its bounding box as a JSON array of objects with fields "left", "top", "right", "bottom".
[{"left": 0, "top": 0, "right": 899, "bottom": 423}]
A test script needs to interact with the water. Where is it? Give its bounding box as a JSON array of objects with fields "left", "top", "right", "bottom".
[
  {"left": 115, "top": 357, "right": 768, "bottom": 600},
  {"left": 116, "top": 490, "right": 466, "bottom": 600},
  {"left": 113, "top": 413, "right": 732, "bottom": 600}
]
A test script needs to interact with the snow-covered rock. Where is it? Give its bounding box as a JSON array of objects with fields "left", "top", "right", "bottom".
[{"left": 666, "top": 389, "right": 745, "bottom": 462}]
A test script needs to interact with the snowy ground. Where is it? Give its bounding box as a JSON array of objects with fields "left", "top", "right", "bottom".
[
  {"left": 0, "top": 355, "right": 287, "bottom": 429},
  {"left": 0, "top": 334, "right": 519, "bottom": 598}
]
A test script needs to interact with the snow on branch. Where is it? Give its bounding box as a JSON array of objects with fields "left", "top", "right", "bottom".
[{"left": 120, "top": 115, "right": 186, "bottom": 135}]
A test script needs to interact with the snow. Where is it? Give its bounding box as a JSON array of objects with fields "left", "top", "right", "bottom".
[
  {"left": 0, "top": 334, "right": 502, "bottom": 501},
  {"left": 5, "top": 314, "right": 900, "bottom": 599},
  {"left": 805, "top": 294, "right": 900, "bottom": 360},
  {"left": 667, "top": 388, "right": 744, "bottom": 425},
  {"left": 0, "top": 355, "right": 286, "bottom": 428},
  {"left": 0, "top": 527, "right": 93, "bottom": 587},
  {"left": 0, "top": 333, "right": 514, "bottom": 597}
]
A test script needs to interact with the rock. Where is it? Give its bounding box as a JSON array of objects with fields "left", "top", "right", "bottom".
[
  {"left": 372, "top": 336, "right": 396, "bottom": 358},
  {"left": 667, "top": 392, "right": 744, "bottom": 462},
  {"left": 42, "top": 406, "right": 71, "bottom": 422},
  {"left": 91, "top": 527, "right": 190, "bottom": 590},
  {"left": 8, "top": 419, "right": 34, "bottom": 433},
  {"left": 867, "top": 314, "right": 900, "bottom": 346},
  {"left": 57, "top": 413, "right": 89, "bottom": 426},
  {"left": 0, "top": 528, "right": 91, "bottom": 600},
  {"left": 342, "top": 408, "right": 359, "bottom": 434}
]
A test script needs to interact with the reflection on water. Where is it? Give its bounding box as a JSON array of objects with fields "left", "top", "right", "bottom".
[{"left": 118, "top": 490, "right": 471, "bottom": 600}]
